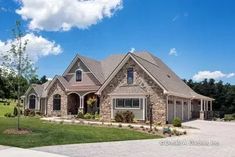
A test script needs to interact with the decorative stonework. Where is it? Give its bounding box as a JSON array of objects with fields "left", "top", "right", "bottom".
[
  {"left": 100, "top": 58, "right": 167, "bottom": 124},
  {"left": 47, "top": 80, "right": 67, "bottom": 116}
]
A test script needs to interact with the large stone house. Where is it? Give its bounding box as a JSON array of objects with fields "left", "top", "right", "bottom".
[{"left": 23, "top": 52, "right": 214, "bottom": 124}]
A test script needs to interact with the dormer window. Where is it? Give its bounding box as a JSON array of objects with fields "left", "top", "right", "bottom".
[
  {"left": 127, "top": 68, "right": 134, "bottom": 84},
  {"left": 76, "top": 69, "right": 82, "bottom": 82}
]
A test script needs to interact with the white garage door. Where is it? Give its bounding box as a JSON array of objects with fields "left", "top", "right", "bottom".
[
  {"left": 183, "top": 103, "right": 189, "bottom": 121},
  {"left": 168, "top": 103, "right": 174, "bottom": 123}
]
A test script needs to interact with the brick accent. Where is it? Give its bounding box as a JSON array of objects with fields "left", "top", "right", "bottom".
[
  {"left": 47, "top": 80, "right": 67, "bottom": 116},
  {"left": 100, "top": 58, "right": 166, "bottom": 124}
]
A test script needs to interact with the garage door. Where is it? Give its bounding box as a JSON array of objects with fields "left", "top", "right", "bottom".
[
  {"left": 176, "top": 103, "right": 182, "bottom": 120},
  {"left": 168, "top": 103, "right": 174, "bottom": 123},
  {"left": 183, "top": 103, "right": 188, "bottom": 121}
]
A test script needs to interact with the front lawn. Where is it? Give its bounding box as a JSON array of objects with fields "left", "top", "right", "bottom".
[
  {"left": 0, "top": 117, "right": 160, "bottom": 148},
  {"left": 0, "top": 100, "right": 16, "bottom": 117}
]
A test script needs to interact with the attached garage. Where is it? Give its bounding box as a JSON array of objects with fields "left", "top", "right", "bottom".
[
  {"left": 183, "top": 102, "right": 189, "bottom": 121},
  {"left": 167, "top": 100, "right": 174, "bottom": 123}
]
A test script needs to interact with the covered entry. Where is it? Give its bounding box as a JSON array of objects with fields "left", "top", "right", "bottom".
[
  {"left": 83, "top": 93, "right": 99, "bottom": 114},
  {"left": 67, "top": 93, "right": 80, "bottom": 115}
]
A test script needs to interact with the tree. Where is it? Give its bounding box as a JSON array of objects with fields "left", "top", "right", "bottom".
[
  {"left": 2, "top": 21, "right": 36, "bottom": 130},
  {"left": 29, "top": 75, "right": 40, "bottom": 84},
  {"left": 40, "top": 75, "right": 48, "bottom": 84}
]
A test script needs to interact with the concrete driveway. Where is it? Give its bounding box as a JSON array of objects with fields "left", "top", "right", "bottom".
[
  {"left": 32, "top": 120, "right": 235, "bottom": 157},
  {"left": 0, "top": 146, "right": 67, "bottom": 157}
]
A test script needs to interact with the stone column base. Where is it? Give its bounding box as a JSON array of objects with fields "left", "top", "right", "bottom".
[
  {"left": 200, "top": 111, "right": 205, "bottom": 120},
  {"left": 78, "top": 108, "right": 84, "bottom": 114}
]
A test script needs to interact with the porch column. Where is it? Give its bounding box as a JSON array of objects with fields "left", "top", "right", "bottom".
[
  {"left": 200, "top": 99, "right": 205, "bottom": 120},
  {"left": 188, "top": 100, "right": 191, "bottom": 120},
  {"left": 81, "top": 96, "right": 84, "bottom": 108},
  {"left": 206, "top": 101, "right": 208, "bottom": 111},
  {"left": 210, "top": 101, "right": 213, "bottom": 111},
  {"left": 181, "top": 100, "right": 184, "bottom": 121},
  {"left": 166, "top": 96, "right": 169, "bottom": 122},
  {"left": 200, "top": 99, "right": 203, "bottom": 111},
  {"left": 174, "top": 98, "right": 176, "bottom": 118}
]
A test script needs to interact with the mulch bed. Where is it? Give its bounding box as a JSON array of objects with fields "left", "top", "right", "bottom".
[{"left": 3, "top": 128, "right": 32, "bottom": 135}]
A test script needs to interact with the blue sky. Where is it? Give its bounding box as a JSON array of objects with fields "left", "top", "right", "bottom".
[{"left": 0, "top": 0, "right": 235, "bottom": 84}]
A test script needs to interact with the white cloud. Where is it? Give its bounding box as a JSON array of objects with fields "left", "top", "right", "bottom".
[
  {"left": 192, "top": 71, "right": 235, "bottom": 81},
  {"left": 0, "top": 33, "right": 62, "bottom": 62},
  {"left": 47, "top": 77, "right": 53, "bottom": 81},
  {"left": 129, "top": 47, "right": 135, "bottom": 53},
  {"left": 16, "top": 0, "right": 123, "bottom": 31},
  {"left": 169, "top": 48, "right": 178, "bottom": 56}
]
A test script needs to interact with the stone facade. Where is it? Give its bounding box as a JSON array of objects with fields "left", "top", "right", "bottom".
[
  {"left": 100, "top": 58, "right": 167, "bottom": 124},
  {"left": 47, "top": 80, "right": 68, "bottom": 116}
]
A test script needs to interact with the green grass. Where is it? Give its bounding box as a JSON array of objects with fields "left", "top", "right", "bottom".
[
  {"left": 0, "top": 117, "right": 160, "bottom": 148},
  {"left": 0, "top": 100, "right": 17, "bottom": 117}
]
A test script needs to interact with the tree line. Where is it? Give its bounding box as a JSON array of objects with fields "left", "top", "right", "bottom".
[
  {"left": 183, "top": 79, "right": 235, "bottom": 115},
  {"left": 0, "top": 68, "right": 48, "bottom": 100}
]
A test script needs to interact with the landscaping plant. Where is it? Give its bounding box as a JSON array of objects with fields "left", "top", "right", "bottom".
[{"left": 172, "top": 117, "right": 182, "bottom": 127}]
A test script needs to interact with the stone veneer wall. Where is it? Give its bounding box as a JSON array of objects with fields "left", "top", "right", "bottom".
[
  {"left": 47, "top": 80, "right": 67, "bottom": 116},
  {"left": 100, "top": 58, "right": 167, "bottom": 124}
]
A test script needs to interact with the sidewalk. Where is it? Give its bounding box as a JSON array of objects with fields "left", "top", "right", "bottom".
[{"left": 0, "top": 146, "right": 67, "bottom": 157}]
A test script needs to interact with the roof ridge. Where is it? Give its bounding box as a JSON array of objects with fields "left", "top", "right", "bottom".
[{"left": 131, "top": 53, "right": 160, "bottom": 68}]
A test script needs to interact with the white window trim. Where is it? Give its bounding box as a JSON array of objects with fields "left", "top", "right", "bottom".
[
  {"left": 127, "top": 67, "right": 134, "bottom": 85},
  {"left": 111, "top": 96, "right": 146, "bottom": 120},
  {"left": 53, "top": 94, "right": 62, "bottom": 111},
  {"left": 75, "top": 69, "right": 83, "bottom": 82},
  {"left": 115, "top": 98, "right": 142, "bottom": 110},
  {"left": 28, "top": 93, "right": 37, "bottom": 109}
]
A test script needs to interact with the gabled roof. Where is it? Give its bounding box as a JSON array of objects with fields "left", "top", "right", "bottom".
[
  {"left": 28, "top": 51, "right": 213, "bottom": 100},
  {"left": 24, "top": 80, "right": 51, "bottom": 98},
  {"left": 97, "top": 52, "right": 213, "bottom": 100},
  {"left": 46, "top": 75, "right": 69, "bottom": 92},
  {"left": 63, "top": 54, "right": 104, "bottom": 84}
]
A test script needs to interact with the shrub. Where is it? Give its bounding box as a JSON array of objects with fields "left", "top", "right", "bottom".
[
  {"left": 24, "top": 109, "right": 30, "bottom": 116},
  {"left": 94, "top": 112, "right": 100, "bottom": 120},
  {"left": 24, "top": 109, "right": 35, "bottom": 117},
  {"left": 114, "top": 111, "right": 134, "bottom": 123},
  {"left": 172, "top": 117, "right": 182, "bottom": 127},
  {"left": 123, "top": 111, "right": 134, "bottom": 123},
  {"left": 77, "top": 111, "right": 84, "bottom": 119},
  {"left": 4, "top": 112, "right": 14, "bottom": 118},
  {"left": 114, "top": 111, "right": 123, "bottom": 122},
  {"left": 13, "top": 107, "right": 18, "bottom": 117},
  {"left": 224, "top": 114, "right": 235, "bottom": 121},
  {"left": 35, "top": 111, "right": 42, "bottom": 116},
  {"left": 84, "top": 113, "right": 94, "bottom": 119}
]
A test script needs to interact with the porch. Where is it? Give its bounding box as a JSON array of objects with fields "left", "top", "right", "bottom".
[
  {"left": 67, "top": 92, "right": 99, "bottom": 115},
  {"left": 167, "top": 96, "right": 214, "bottom": 123}
]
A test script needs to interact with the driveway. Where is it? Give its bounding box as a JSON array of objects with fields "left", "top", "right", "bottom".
[
  {"left": 0, "top": 146, "right": 67, "bottom": 157},
  {"left": 32, "top": 120, "right": 235, "bottom": 157}
]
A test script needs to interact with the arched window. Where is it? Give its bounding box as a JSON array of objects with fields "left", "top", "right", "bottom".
[
  {"left": 29, "top": 95, "right": 36, "bottom": 109},
  {"left": 53, "top": 94, "right": 61, "bottom": 111},
  {"left": 127, "top": 68, "right": 134, "bottom": 84},
  {"left": 76, "top": 69, "right": 82, "bottom": 82}
]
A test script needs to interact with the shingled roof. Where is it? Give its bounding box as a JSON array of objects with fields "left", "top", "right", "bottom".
[
  {"left": 39, "top": 51, "right": 213, "bottom": 100},
  {"left": 97, "top": 52, "right": 213, "bottom": 100}
]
